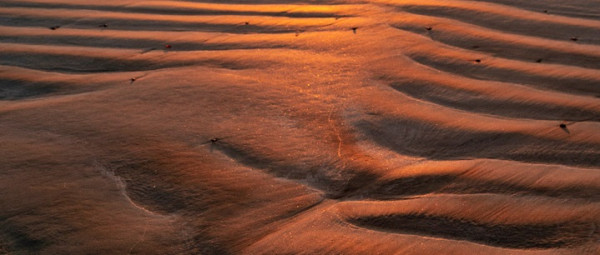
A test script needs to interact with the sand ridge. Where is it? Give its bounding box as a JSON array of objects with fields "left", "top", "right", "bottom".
[{"left": 1, "top": 0, "right": 599, "bottom": 254}]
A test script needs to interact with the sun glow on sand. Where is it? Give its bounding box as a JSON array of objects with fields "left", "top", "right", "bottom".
[{"left": 1, "top": 0, "right": 600, "bottom": 254}]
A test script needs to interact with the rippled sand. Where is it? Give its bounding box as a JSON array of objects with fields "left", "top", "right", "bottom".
[{"left": 1, "top": 0, "right": 599, "bottom": 254}]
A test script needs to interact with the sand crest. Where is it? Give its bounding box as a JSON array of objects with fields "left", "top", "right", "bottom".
[{"left": 1, "top": 0, "right": 599, "bottom": 254}]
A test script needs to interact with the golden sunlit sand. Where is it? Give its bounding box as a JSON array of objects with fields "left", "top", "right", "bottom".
[{"left": 1, "top": 0, "right": 599, "bottom": 254}]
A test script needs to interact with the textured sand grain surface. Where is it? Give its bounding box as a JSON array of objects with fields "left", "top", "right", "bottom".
[{"left": 1, "top": 0, "right": 599, "bottom": 254}]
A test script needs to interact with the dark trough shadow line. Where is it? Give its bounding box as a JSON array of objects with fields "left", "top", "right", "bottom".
[
  {"left": 353, "top": 174, "right": 600, "bottom": 201},
  {"left": 209, "top": 141, "right": 379, "bottom": 199},
  {"left": 396, "top": 5, "right": 600, "bottom": 45},
  {"left": 354, "top": 118, "right": 600, "bottom": 168},
  {"left": 347, "top": 213, "right": 595, "bottom": 249},
  {"left": 0, "top": 51, "right": 263, "bottom": 74},
  {"left": 0, "top": 17, "right": 308, "bottom": 34},
  {"left": 0, "top": 80, "right": 64, "bottom": 100},
  {"left": 388, "top": 24, "right": 600, "bottom": 70},
  {"left": 386, "top": 80, "right": 600, "bottom": 122},
  {"left": 403, "top": 53, "right": 600, "bottom": 96},
  {"left": 464, "top": 0, "right": 600, "bottom": 20}
]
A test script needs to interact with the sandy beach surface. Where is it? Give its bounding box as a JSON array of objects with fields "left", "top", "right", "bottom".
[{"left": 1, "top": 0, "right": 600, "bottom": 254}]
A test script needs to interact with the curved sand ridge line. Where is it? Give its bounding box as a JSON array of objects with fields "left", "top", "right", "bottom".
[
  {"left": 340, "top": 195, "right": 599, "bottom": 249},
  {"left": 465, "top": 0, "right": 600, "bottom": 19},
  {"left": 1, "top": 0, "right": 599, "bottom": 254},
  {"left": 0, "top": 0, "right": 359, "bottom": 18},
  {"left": 391, "top": 13, "right": 600, "bottom": 70},
  {"left": 376, "top": 0, "right": 600, "bottom": 44},
  {"left": 0, "top": 8, "right": 339, "bottom": 33}
]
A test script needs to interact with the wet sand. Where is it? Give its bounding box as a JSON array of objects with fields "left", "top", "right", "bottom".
[{"left": 1, "top": 0, "right": 599, "bottom": 254}]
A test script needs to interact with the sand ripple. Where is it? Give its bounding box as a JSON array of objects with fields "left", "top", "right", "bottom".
[{"left": 1, "top": 0, "right": 599, "bottom": 254}]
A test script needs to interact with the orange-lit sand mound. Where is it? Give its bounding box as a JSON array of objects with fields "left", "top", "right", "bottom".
[{"left": 1, "top": 0, "right": 599, "bottom": 254}]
